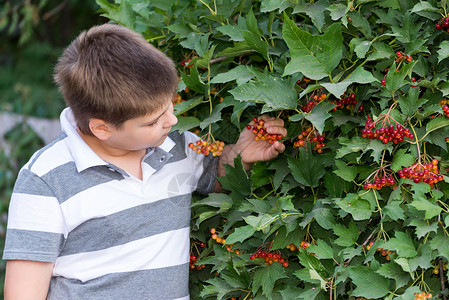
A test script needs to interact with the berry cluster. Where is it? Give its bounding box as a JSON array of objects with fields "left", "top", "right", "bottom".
[
  {"left": 435, "top": 15, "right": 449, "bottom": 31},
  {"left": 413, "top": 292, "right": 433, "bottom": 300},
  {"left": 398, "top": 159, "right": 443, "bottom": 186},
  {"left": 189, "top": 241, "right": 206, "bottom": 270},
  {"left": 363, "top": 175, "right": 396, "bottom": 190},
  {"left": 180, "top": 58, "right": 193, "bottom": 68},
  {"left": 246, "top": 117, "right": 283, "bottom": 144},
  {"left": 375, "top": 246, "right": 396, "bottom": 261},
  {"left": 301, "top": 92, "right": 327, "bottom": 113},
  {"left": 296, "top": 76, "right": 311, "bottom": 88},
  {"left": 188, "top": 139, "right": 224, "bottom": 157},
  {"left": 439, "top": 99, "right": 449, "bottom": 117},
  {"left": 395, "top": 51, "right": 413, "bottom": 63},
  {"left": 250, "top": 249, "right": 289, "bottom": 267},
  {"left": 210, "top": 228, "right": 226, "bottom": 245},
  {"left": 172, "top": 93, "right": 184, "bottom": 105},
  {"left": 432, "top": 262, "right": 448, "bottom": 274},
  {"left": 331, "top": 93, "right": 364, "bottom": 112},
  {"left": 362, "top": 116, "right": 414, "bottom": 144},
  {"left": 293, "top": 126, "right": 325, "bottom": 153}
]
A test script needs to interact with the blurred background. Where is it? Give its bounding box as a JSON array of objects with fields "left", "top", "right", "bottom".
[{"left": 0, "top": 0, "right": 107, "bottom": 295}]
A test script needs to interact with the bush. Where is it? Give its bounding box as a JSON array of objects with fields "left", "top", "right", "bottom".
[{"left": 97, "top": 0, "right": 449, "bottom": 299}]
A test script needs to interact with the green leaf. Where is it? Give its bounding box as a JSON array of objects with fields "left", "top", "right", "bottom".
[
  {"left": 307, "top": 239, "right": 333, "bottom": 260},
  {"left": 211, "top": 65, "right": 256, "bottom": 84},
  {"left": 333, "top": 160, "right": 357, "bottom": 182},
  {"left": 383, "top": 232, "right": 418, "bottom": 258},
  {"left": 293, "top": 1, "right": 327, "bottom": 32},
  {"left": 384, "top": 200, "right": 406, "bottom": 221},
  {"left": 181, "top": 68, "right": 206, "bottom": 94},
  {"left": 391, "top": 148, "right": 416, "bottom": 172},
  {"left": 376, "top": 262, "right": 410, "bottom": 290},
  {"left": 409, "top": 219, "right": 438, "bottom": 239},
  {"left": 260, "top": 0, "right": 291, "bottom": 13},
  {"left": 225, "top": 225, "right": 256, "bottom": 245},
  {"left": 282, "top": 15, "right": 343, "bottom": 80},
  {"left": 171, "top": 116, "right": 201, "bottom": 133},
  {"left": 365, "top": 139, "right": 393, "bottom": 164},
  {"left": 252, "top": 263, "right": 288, "bottom": 300},
  {"left": 287, "top": 148, "right": 326, "bottom": 188},
  {"left": 180, "top": 32, "right": 210, "bottom": 57},
  {"left": 408, "top": 197, "right": 442, "bottom": 220},
  {"left": 394, "top": 286, "right": 422, "bottom": 300},
  {"left": 321, "top": 81, "right": 352, "bottom": 99},
  {"left": 218, "top": 155, "right": 252, "bottom": 196},
  {"left": 430, "top": 234, "right": 449, "bottom": 261},
  {"left": 333, "top": 221, "right": 359, "bottom": 247},
  {"left": 348, "top": 266, "right": 390, "bottom": 298},
  {"left": 426, "top": 117, "right": 449, "bottom": 135},
  {"left": 243, "top": 214, "right": 276, "bottom": 232},
  {"left": 242, "top": 29, "right": 270, "bottom": 62},
  {"left": 398, "top": 84, "right": 426, "bottom": 117},
  {"left": 200, "top": 277, "right": 233, "bottom": 299},
  {"left": 215, "top": 18, "right": 247, "bottom": 41},
  {"left": 336, "top": 193, "right": 372, "bottom": 221},
  {"left": 438, "top": 41, "right": 449, "bottom": 63},
  {"left": 440, "top": 81, "right": 449, "bottom": 97},
  {"left": 215, "top": 41, "right": 254, "bottom": 58},
  {"left": 411, "top": 1, "right": 440, "bottom": 14},
  {"left": 304, "top": 101, "right": 335, "bottom": 134},
  {"left": 229, "top": 73, "right": 298, "bottom": 111},
  {"left": 174, "top": 97, "right": 204, "bottom": 116},
  {"left": 336, "top": 137, "right": 370, "bottom": 160},
  {"left": 344, "top": 67, "right": 378, "bottom": 84},
  {"left": 367, "top": 41, "right": 395, "bottom": 61},
  {"left": 385, "top": 62, "right": 416, "bottom": 95},
  {"left": 97, "top": 0, "right": 136, "bottom": 29}
]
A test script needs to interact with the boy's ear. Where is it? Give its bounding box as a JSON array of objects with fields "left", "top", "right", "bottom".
[{"left": 89, "top": 118, "right": 112, "bottom": 140}]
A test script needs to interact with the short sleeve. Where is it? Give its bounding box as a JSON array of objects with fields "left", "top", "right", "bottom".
[
  {"left": 3, "top": 169, "right": 66, "bottom": 262},
  {"left": 182, "top": 131, "right": 219, "bottom": 194}
]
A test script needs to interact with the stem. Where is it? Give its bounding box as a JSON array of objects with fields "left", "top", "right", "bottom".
[{"left": 439, "top": 259, "right": 448, "bottom": 300}]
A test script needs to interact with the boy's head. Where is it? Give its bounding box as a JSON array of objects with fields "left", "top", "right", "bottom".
[{"left": 54, "top": 23, "right": 178, "bottom": 135}]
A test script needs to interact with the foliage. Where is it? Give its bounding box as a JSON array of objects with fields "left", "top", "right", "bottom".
[{"left": 97, "top": 0, "right": 449, "bottom": 298}]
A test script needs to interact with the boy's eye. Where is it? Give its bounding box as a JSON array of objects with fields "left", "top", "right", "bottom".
[{"left": 147, "top": 120, "right": 159, "bottom": 126}]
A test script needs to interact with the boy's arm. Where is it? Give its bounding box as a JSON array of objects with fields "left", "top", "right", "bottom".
[
  {"left": 214, "top": 116, "right": 286, "bottom": 192},
  {"left": 5, "top": 260, "right": 54, "bottom": 300}
]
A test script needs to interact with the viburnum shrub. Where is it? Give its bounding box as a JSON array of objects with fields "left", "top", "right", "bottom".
[{"left": 97, "top": 0, "right": 449, "bottom": 299}]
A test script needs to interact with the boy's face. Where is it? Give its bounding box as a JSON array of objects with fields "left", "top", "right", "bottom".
[{"left": 106, "top": 99, "right": 178, "bottom": 151}]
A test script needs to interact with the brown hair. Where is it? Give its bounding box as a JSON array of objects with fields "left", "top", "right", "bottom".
[{"left": 54, "top": 23, "right": 178, "bottom": 135}]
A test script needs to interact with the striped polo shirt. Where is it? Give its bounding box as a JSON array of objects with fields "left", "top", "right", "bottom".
[{"left": 3, "top": 108, "right": 218, "bottom": 299}]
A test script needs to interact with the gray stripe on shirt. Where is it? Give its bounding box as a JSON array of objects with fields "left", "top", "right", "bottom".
[
  {"left": 3, "top": 229, "right": 65, "bottom": 262},
  {"left": 48, "top": 263, "right": 189, "bottom": 300},
  {"left": 59, "top": 194, "right": 191, "bottom": 256}
]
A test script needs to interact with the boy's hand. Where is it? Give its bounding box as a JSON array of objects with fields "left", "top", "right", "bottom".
[{"left": 234, "top": 115, "right": 287, "bottom": 169}]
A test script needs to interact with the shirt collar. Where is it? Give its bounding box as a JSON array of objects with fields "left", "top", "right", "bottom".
[{"left": 60, "top": 107, "right": 176, "bottom": 173}]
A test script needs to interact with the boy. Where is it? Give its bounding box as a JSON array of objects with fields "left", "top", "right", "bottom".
[{"left": 3, "top": 24, "right": 286, "bottom": 299}]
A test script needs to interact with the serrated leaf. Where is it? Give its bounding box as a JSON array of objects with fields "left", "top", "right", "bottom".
[
  {"left": 174, "top": 97, "right": 204, "bottom": 116},
  {"left": 385, "top": 62, "right": 416, "bottom": 94},
  {"left": 344, "top": 66, "right": 378, "bottom": 84},
  {"left": 211, "top": 65, "right": 256, "bottom": 84},
  {"left": 282, "top": 15, "right": 343, "bottom": 80},
  {"left": 333, "top": 160, "right": 357, "bottom": 182},
  {"left": 287, "top": 148, "right": 326, "bottom": 188},
  {"left": 411, "top": 1, "right": 440, "bottom": 14},
  {"left": 200, "top": 277, "right": 233, "bottom": 299},
  {"left": 383, "top": 200, "right": 406, "bottom": 221},
  {"left": 321, "top": 81, "right": 352, "bottom": 98},
  {"left": 383, "top": 232, "right": 417, "bottom": 258},
  {"left": 440, "top": 81, "right": 449, "bottom": 96},
  {"left": 181, "top": 68, "right": 206, "bottom": 94},
  {"left": 333, "top": 221, "right": 359, "bottom": 247},
  {"left": 252, "top": 263, "right": 288, "bottom": 300},
  {"left": 171, "top": 116, "right": 201, "bottom": 133},
  {"left": 304, "top": 101, "right": 335, "bottom": 134},
  {"left": 408, "top": 197, "right": 442, "bottom": 220},
  {"left": 348, "top": 266, "right": 390, "bottom": 298},
  {"left": 336, "top": 137, "right": 370, "bottom": 160},
  {"left": 438, "top": 41, "right": 449, "bottom": 63},
  {"left": 376, "top": 262, "right": 410, "bottom": 290},
  {"left": 365, "top": 139, "right": 393, "bottom": 164},
  {"left": 97, "top": 0, "right": 136, "bottom": 29},
  {"left": 229, "top": 73, "right": 297, "bottom": 111},
  {"left": 293, "top": 1, "right": 327, "bottom": 32},
  {"left": 225, "top": 225, "right": 256, "bottom": 245},
  {"left": 398, "top": 85, "right": 426, "bottom": 117},
  {"left": 426, "top": 117, "right": 449, "bottom": 135},
  {"left": 218, "top": 155, "right": 252, "bottom": 196},
  {"left": 336, "top": 193, "right": 372, "bottom": 221},
  {"left": 430, "top": 234, "right": 449, "bottom": 260},
  {"left": 307, "top": 239, "right": 333, "bottom": 260},
  {"left": 391, "top": 148, "right": 416, "bottom": 172},
  {"left": 409, "top": 219, "right": 438, "bottom": 239}
]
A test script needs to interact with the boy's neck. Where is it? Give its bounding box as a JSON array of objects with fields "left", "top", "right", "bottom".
[{"left": 77, "top": 129, "right": 146, "bottom": 180}]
